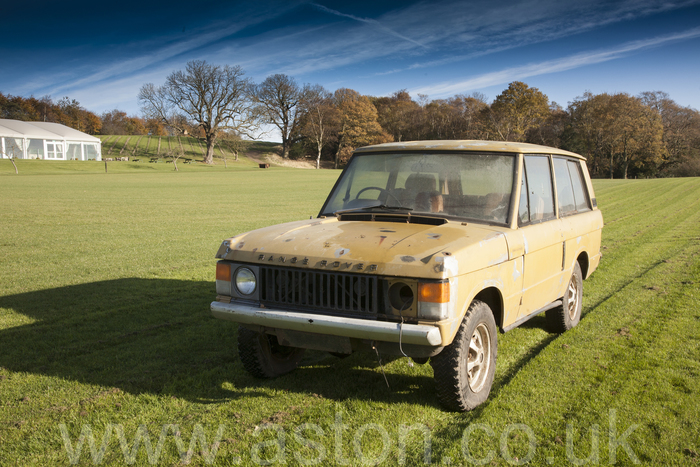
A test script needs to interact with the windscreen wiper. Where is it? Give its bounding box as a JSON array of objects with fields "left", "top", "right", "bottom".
[
  {"left": 334, "top": 204, "right": 413, "bottom": 215},
  {"left": 372, "top": 204, "right": 413, "bottom": 211}
]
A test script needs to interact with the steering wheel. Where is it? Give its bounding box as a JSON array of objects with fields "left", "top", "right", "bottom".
[{"left": 355, "top": 187, "right": 402, "bottom": 206}]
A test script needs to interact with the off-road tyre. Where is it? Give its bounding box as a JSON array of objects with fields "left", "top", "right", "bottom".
[
  {"left": 237, "top": 327, "right": 305, "bottom": 378},
  {"left": 430, "top": 300, "right": 497, "bottom": 411},
  {"left": 546, "top": 262, "right": 583, "bottom": 333}
]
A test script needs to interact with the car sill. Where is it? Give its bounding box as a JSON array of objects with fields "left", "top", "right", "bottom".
[{"left": 501, "top": 300, "right": 563, "bottom": 333}]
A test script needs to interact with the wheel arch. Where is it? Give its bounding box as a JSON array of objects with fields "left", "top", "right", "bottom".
[
  {"left": 576, "top": 251, "right": 590, "bottom": 279},
  {"left": 472, "top": 287, "right": 504, "bottom": 329}
]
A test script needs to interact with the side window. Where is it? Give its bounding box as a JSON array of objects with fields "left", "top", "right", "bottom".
[
  {"left": 518, "top": 169, "right": 529, "bottom": 224},
  {"left": 568, "top": 161, "right": 591, "bottom": 212},
  {"left": 553, "top": 158, "right": 576, "bottom": 215},
  {"left": 521, "top": 155, "right": 555, "bottom": 223}
]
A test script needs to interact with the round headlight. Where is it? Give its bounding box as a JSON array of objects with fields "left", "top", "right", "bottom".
[{"left": 234, "top": 267, "right": 257, "bottom": 295}]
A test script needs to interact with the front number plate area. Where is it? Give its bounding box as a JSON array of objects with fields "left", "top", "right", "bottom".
[{"left": 276, "top": 329, "right": 353, "bottom": 354}]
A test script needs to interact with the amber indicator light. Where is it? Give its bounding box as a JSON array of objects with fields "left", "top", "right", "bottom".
[
  {"left": 418, "top": 282, "right": 449, "bottom": 303},
  {"left": 216, "top": 262, "right": 231, "bottom": 281}
]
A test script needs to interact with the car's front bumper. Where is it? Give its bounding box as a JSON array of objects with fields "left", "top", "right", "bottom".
[{"left": 210, "top": 301, "right": 443, "bottom": 346}]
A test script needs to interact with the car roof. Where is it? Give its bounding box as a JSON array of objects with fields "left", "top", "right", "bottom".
[{"left": 353, "top": 140, "right": 585, "bottom": 160}]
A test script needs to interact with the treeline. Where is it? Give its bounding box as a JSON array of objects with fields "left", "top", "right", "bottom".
[
  {"left": 289, "top": 82, "right": 700, "bottom": 178},
  {"left": 0, "top": 94, "right": 173, "bottom": 137},
  {"left": 0, "top": 93, "right": 101, "bottom": 134},
  {"left": 4, "top": 77, "right": 699, "bottom": 178},
  {"left": 100, "top": 110, "right": 169, "bottom": 136}
]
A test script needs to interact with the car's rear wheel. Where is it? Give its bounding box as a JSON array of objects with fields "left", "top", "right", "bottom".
[
  {"left": 237, "top": 327, "right": 305, "bottom": 378},
  {"left": 431, "top": 300, "right": 497, "bottom": 411},
  {"left": 546, "top": 262, "right": 583, "bottom": 333}
]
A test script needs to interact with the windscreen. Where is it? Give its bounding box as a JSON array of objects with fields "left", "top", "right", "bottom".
[{"left": 320, "top": 152, "right": 516, "bottom": 224}]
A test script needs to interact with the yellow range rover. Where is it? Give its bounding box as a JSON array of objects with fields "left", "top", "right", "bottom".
[{"left": 212, "top": 141, "right": 603, "bottom": 411}]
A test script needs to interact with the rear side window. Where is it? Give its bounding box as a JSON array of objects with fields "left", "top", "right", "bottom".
[
  {"left": 568, "top": 160, "right": 591, "bottom": 212},
  {"left": 553, "top": 157, "right": 591, "bottom": 215},
  {"left": 553, "top": 158, "right": 576, "bottom": 215},
  {"left": 519, "top": 155, "right": 555, "bottom": 224}
]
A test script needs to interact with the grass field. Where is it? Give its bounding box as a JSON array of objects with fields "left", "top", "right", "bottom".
[{"left": 1, "top": 161, "right": 698, "bottom": 466}]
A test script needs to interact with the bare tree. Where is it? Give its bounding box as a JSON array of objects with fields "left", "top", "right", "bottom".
[
  {"left": 139, "top": 60, "right": 259, "bottom": 164},
  {"left": 1, "top": 138, "right": 22, "bottom": 174},
  {"left": 217, "top": 133, "right": 245, "bottom": 167},
  {"left": 163, "top": 147, "right": 185, "bottom": 171},
  {"left": 251, "top": 74, "right": 306, "bottom": 159},
  {"left": 2, "top": 148, "right": 19, "bottom": 174},
  {"left": 300, "top": 85, "right": 336, "bottom": 169}
]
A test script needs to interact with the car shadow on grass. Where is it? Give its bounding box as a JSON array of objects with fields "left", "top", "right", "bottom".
[
  {"left": 272, "top": 351, "right": 439, "bottom": 407},
  {"left": 0, "top": 278, "right": 435, "bottom": 406},
  {"left": 0, "top": 278, "right": 263, "bottom": 402},
  {"left": 0, "top": 278, "right": 562, "bottom": 410}
]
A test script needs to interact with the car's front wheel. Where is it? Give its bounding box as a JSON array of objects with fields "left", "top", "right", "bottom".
[
  {"left": 431, "top": 300, "right": 497, "bottom": 411},
  {"left": 237, "top": 327, "right": 305, "bottom": 378}
]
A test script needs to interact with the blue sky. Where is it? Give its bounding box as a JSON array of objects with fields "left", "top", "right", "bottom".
[{"left": 2, "top": 0, "right": 700, "bottom": 120}]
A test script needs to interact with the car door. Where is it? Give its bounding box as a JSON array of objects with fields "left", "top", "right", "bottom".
[
  {"left": 552, "top": 156, "right": 602, "bottom": 278},
  {"left": 516, "top": 154, "right": 566, "bottom": 319}
]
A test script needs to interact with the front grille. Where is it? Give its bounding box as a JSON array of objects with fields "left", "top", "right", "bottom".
[{"left": 260, "top": 266, "right": 381, "bottom": 316}]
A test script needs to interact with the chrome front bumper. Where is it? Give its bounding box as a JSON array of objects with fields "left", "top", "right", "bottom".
[{"left": 210, "top": 301, "right": 443, "bottom": 346}]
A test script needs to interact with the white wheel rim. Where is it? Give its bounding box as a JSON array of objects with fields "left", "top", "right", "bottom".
[
  {"left": 467, "top": 323, "right": 491, "bottom": 392},
  {"left": 566, "top": 276, "right": 580, "bottom": 321}
]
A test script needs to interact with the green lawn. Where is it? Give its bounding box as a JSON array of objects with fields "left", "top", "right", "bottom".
[{"left": 0, "top": 163, "right": 698, "bottom": 466}]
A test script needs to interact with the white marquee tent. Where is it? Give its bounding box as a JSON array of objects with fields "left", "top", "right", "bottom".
[{"left": 0, "top": 119, "right": 101, "bottom": 161}]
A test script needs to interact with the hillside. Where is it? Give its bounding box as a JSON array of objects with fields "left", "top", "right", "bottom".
[{"left": 97, "top": 135, "right": 278, "bottom": 165}]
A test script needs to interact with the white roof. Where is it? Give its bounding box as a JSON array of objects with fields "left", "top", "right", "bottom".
[{"left": 0, "top": 119, "right": 100, "bottom": 143}]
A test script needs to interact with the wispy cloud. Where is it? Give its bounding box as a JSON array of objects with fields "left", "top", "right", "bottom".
[
  {"left": 7, "top": 0, "right": 700, "bottom": 113},
  {"left": 240, "top": 0, "right": 700, "bottom": 83},
  {"left": 410, "top": 27, "right": 700, "bottom": 98},
  {"left": 310, "top": 3, "right": 428, "bottom": 49},
  {"left": 372, "top": 0, "right": 700, "bottom": 76},
  {"left": 20, "top": 4, "right": 304, "bottom": 98}
]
